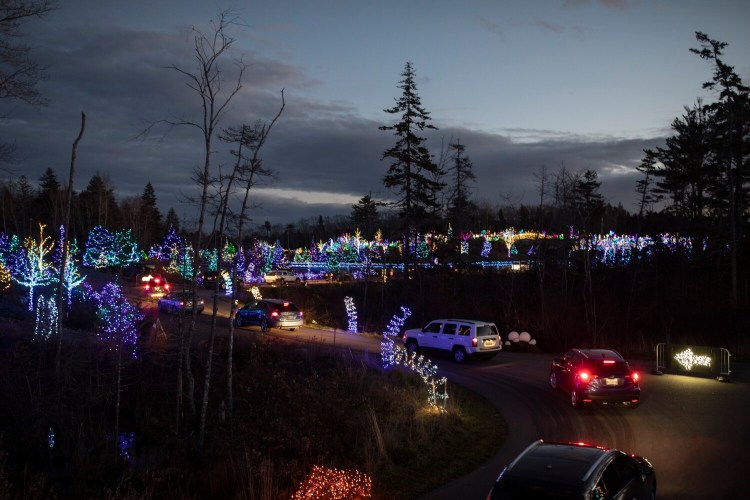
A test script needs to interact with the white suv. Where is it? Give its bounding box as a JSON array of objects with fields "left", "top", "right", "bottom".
[
  {"left": 263, "top": 270, "right": 300, "bottom": 284},
  {"left": 402, "top": 319, "right": 502, "bottom": 363}
]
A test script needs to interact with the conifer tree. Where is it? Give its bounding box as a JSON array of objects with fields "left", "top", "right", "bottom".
[{"left": 380, "top": 62, "right": 444, "bottom": 241}]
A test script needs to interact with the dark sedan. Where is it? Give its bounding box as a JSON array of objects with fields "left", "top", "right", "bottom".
[
  {"left": 234, "top": 299, "right": 303, "bottom": 332},
  {"left": 487, "top": 440, "right": 656, "bottom": 499},
  {"left": 549, "top": 348, "right": 641, "bottom": 408},
  {"left": 157, "top": 290, "right": 205, "bottom": 314}
]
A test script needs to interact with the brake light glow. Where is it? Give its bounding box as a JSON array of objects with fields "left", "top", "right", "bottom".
[
  {"left": 154, "top": 278, "right": 161, "bottom": 284},
  {"left": 471, "top": 337, "right": 478, "bottom": 347},
  {"left": 632, "top": 372, "right": 639, "bottom": 382},
  {"left": 578, "top": 371, "right": 590, "bottom": 381},
  {"left": 271, "top": 310, "right": 279, "bottom": 318},
  {"left": 603, "top": 359, "right": 615, "bottom": 364}
]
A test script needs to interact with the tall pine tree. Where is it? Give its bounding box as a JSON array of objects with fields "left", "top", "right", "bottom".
[{"left": 380, "top": 62, "right": 444, "bottom": 240}]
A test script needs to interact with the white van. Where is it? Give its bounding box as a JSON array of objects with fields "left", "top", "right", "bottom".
[{"left": 402, "top": 319, "right": 502, "bottom": 363}]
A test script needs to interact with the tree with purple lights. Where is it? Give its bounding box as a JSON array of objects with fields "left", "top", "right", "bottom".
[{"left": 94, "top": 282, "right": 143, "bottom": 445}]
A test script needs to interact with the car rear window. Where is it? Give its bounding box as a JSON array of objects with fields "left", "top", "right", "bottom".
[
  {"left": 476, "top": 325, "right": 499, "bottom": 337},
  {"left": 272, "top": 302, "right": 299, "bottom": 312},
  {"left": 591, "top": 360, "right": 629, "bottom": 375}
]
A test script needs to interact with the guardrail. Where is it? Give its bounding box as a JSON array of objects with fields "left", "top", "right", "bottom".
[{"left": 654, "top": 343, "right": 731, "bottom": 382}]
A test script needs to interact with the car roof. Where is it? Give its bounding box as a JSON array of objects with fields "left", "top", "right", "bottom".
[
  {"left": 503, "top": 441, "right": 613, "bottom": 488},
  {"left": 575, "top": 349, "right": 624, "bottom": 361},
  {"left": 429, "top": 319, "right": 495, "bottom": 325}
]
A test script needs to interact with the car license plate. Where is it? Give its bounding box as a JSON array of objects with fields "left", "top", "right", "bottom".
[
  {"left": 604, "top": 378, "right": 620, "bottom": 386},
  {"left": 483, "top": 339, "right": 494, "bottom": 346}
]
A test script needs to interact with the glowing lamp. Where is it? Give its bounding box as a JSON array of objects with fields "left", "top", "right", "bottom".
[{"left": 578, "top": 371, "right": 590, "bottom": 382}]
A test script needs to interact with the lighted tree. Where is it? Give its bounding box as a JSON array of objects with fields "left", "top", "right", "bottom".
[
  {"left": 9, "top": 223, "right": 57, "bottom": 310},
  {"left": 55, "top": 226, "right": 86, "bottom": 305},
  {"left": 83, "top": 226, "right": 141, "bottom": 269},
  {"left": 94, "top": 282, "right": 143, "bottom": 445}
]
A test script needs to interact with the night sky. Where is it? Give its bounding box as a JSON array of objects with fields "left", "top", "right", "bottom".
[{"left": 1, "top": 0, "right": 749, "bottom": 229}]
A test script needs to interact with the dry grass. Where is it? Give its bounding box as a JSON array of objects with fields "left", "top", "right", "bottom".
[{"left": 0, "top": 319, "right": 506, "bottom": 499}]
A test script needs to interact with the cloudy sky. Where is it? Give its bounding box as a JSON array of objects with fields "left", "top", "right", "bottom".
[{"left": 1, "top": 0, "right": 749, "bottom": 230}]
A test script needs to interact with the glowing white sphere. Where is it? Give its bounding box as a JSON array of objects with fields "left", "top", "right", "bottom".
[
  {"left": 508, "top": 331, "right": 520, "bottom": 342},
  {"left": 529, "top": 339, "right": 537, "bottom": 345},
  {"left": 520, "top": 331, "right": 531, "bottom": 342}
]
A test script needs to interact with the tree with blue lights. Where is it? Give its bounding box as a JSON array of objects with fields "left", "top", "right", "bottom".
[{"left": 9, "top": 224, "right": 57, "bottom": 310}]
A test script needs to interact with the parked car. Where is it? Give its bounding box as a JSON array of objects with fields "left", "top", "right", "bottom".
[
  {"left": 487, "top": 440, "right": 656, "bottom": 499},
  {"left": 157, "top": 290, "right": 205, "bottom": 314},
  {"left": 549, "top": 348, "right": 641, "bottom": 408},
  {"left": 263, "top": 270, "right": 300, "bottom": 284},
  {"left": 234, "top": 299, "right": 303, "bottom": 332},
  {"left": 402, "top": 319, "right": 502, "bottom": 363},
  {"left": 141, "top": 274, "right": 170, "bottom": 298}
]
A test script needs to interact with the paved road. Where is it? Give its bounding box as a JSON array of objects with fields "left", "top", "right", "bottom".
[{"left": 144, "top": 288, "right": 750, "bottom": 500}]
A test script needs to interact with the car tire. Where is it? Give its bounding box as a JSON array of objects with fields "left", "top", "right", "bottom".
[
  {"left": 571, "top": 389, "right": 583, "bottom": 409},
  {"left": 406, "top": 340, "right": 418, "bottom": 355},
  {"left": 549, "top": 371, "right": 558, "bottom": 390},
  {"left": 260, "top": 318, "right": 269, "bottom": 333},
  {"left": 452, "top": 346, "right": 467, "bottom": 363}
]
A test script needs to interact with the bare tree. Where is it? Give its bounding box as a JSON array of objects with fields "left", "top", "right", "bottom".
[
  {"left": 215, "top": 95, "right": 283, "bottom": 430},
  {"left": 55, "top": 112, "right": 84, "bottom": 378},
  {"left": 0, "top": 0, "right": 58, "bottom": 163},
  {"left": 144, "top": 10, "right": 246, "bottom": 430}
]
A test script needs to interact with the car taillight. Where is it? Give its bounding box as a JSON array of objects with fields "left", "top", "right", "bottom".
[
  {"left": 578, "top": 371, "right": 590, "bottom": 382},
  {"left": 145, "top": 285, "right": 150, "bottom": 290},
  {"left": 472, "top": 337, "right": 478, "bottom": 347},
  {"left": 165, "top": 284, "right": 170, "bottom": 290},
  {"left": 632, "top": 372, "right": 640, "bottom": 382},
  {"left": 179, "top": 301, "right": 184, "bottom": 306},
  {"left": 271, "top": 310, "right": 279, "bottom": 318},
  {"left": 154, "top": 278, "right": 161, "bottom": 284},
  {"left": 299, "top": 311, "right": 303, "bottom": 317},
  {"left": 603, "top": 359, "right": 615, "bottom": 364}
]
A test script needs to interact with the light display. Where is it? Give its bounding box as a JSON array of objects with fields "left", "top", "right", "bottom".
[
  {"left": 34, "top": 294, "right": 58, "bottom": 340},
  {"left": 250, "top": 286, "right": 262, "bottom": 300},
  {"left": 94, "top": 282, "right": 143, "bottom": 360},
  {"left": 292, "top": 465, "right": 372, "bottom": 500},
  {"left": 674, "top": 348, "right": 712, "bottom": 371},
  {"left": 0, "top": 261, "right": 10, "bottom": 291},
  {"left": 481, "top": 238, "right": 491, "bottom": 258},
  {"left": 83, "top": 226, "right": 141, "bottom": 269},
  {"left": 345, "top": 296, "right": 357, "bottom": 333},
  {"left": 221, "top": 269, "right": 232, "bottom": 296},
  {"left": 118, "top": 431, "right": 135, "bottom": 462},
  {"left": 380, "top": 307, "right": 448, "bottom": 410},
  {"left": 56, "top": 227, "right": 87, "bottom": 305},
  {"left": 201, "top": 248, "right": 219, "bottom": 272},
  {"left": 48, "top": 428, "right": 55, "bottom": 449},
  {"left": 10, "top": 223, "right": 56, "bottom": 310}
]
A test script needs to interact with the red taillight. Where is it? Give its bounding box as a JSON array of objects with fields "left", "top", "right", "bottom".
[
  {"left": 271, "top": 310, "right": 279, "bottom": 318},
  {"left": 145, "top": 285, "right": 150, "bottom": 290},
  {"left": 578, "top": 371, "right": 590, "bottom": 382},
  {"left": 632, "top": 372, "right": 640, "bottom": 382},
  {"left": 603, "top": 359, "right": 615, "bottom": 364},
  {"left": 299, "top": 311, "right": 303, "bottom": 317},
  {"left": 165, "top": 284, "right": 170, "bottom": 290},
  {"left": 154, "top": 278, "right": 161, "bottom": 284},
  {"left": 472, "top": 337, "right": 478, "bottom": 347},
  {"left": 179, "top": 301, "right": 184, "bottom": 306}
]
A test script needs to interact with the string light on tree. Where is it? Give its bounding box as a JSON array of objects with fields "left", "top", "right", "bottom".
[
  {"left": 292, "top": 465, "right": 372, "bottom": 500},
  {"left": 10, "top": 223, "right": 57, "bottom": 310},
  {"left": 344, "top": 296, "right": 358, "bottom": 333},
  {"left": 34, "top": 294, "right": 58, "bottom": 340}
]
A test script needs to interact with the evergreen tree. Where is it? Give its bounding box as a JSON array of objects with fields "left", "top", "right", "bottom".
[
  {"left": 573, "top": 169, "right": 605, "bottom": 233},
  {"left": 36, "top": 167, "right": 62, "bottom": 229},
  {"left": 350, "top": 193, "right": 383, "bottom": 239},
  {"left": 380, "top": 62, "right": 444, "bottom": 238},
  {"left": 165, "top": 208, "right": 180, "bottom": 231},
  {"left": 446, "top": 140, "right": 477, "bottom": 232},
  {"left": 140, "top": 182, "right": 163, "bottom": 250}
]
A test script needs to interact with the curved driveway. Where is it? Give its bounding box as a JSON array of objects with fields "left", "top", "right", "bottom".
[{"left": 152, "top": 293, "right": 750, "bottom": 500}]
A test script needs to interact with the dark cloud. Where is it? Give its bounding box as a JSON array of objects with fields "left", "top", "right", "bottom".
[{"left": 0, "top": 16, "right": 667, "bottom": 232}]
